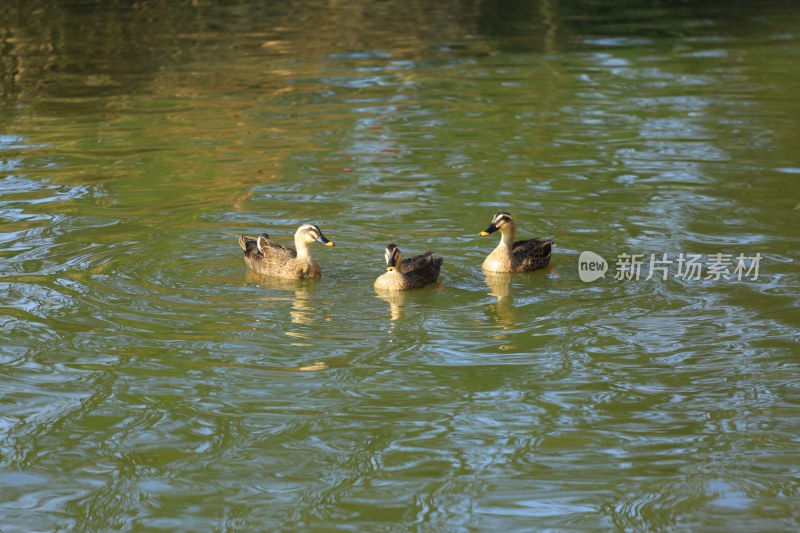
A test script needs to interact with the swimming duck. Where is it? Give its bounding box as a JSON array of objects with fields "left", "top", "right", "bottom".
[
  {"left": 479, "top": 212, "right": 553, "bottom": 272},
  {"left": 373, "top": 244, "right": 443, "bottom": 291},
  {"left": 238, "top": 224, "right": 334, "bottom": 279}
]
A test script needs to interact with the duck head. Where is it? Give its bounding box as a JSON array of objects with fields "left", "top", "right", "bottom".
[
  {"left": 296, "top": 224, "right": 335, "bottom": 247},
  {"left": 384, "top": 244, "right": 402, "bottom": 271},
  {"left": 480, "top": 212, "right": 515, "bottom": 236}
]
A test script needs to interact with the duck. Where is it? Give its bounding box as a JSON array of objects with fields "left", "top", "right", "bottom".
[
  {"left": 238, "top": 224, "right": 334, "bottom": 279},
  {"left": 479, "top": 212, "right": 553, "bottom": 272},
  {"left": 373, "top": 244, "right": 443, "bottom": 291}
]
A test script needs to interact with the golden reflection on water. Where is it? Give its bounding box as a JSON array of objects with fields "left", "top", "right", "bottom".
[
  {"left": 247, "top": 271, "right": 315, "bottom": 326},
  {"left": 374, "top": 281, "right": 445, "bottom": 322},
  {"left": 374, "top": 289, "right": 407, "bottom": 321},
  {"left": 288, "top": 286, "right": 313, "bottom": 327},
  {"left": 483, "top": 271, "right": 520, "bottom": 328},
  {"left": 246, "top": 271, "right": 329, "bottom": 370}
]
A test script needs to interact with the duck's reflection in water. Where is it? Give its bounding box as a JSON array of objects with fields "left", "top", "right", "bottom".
[
  {"left": 247, "top": 271, "right": 315, "bottom": 325},
  {"left": 483, "top": 271, "right": 520, "bottom": 328},
  {"left": 374, "top": 289, "right": 407, "bottom": 321},
  {"left": 247, "top": 272, "right": 328, "bottom": 370},
  {"left": 288, "top": 284, "right": 312, "bottom": 326}
]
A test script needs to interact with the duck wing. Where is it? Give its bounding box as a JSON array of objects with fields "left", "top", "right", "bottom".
[
  {"left": 239, "top": 233, "right": 296, "bottom": 261},
  {"left": 260, "top": 240, "right": 297, "bottom": 260},
  {"left": 512, "top": 238, "right": 553, "bottom": 271},
  {"left": 401, "top": 252, "right": 443, "bottom": 287},
  {"left": 239, "top": 233, "right": 269, "bottom": 255}
]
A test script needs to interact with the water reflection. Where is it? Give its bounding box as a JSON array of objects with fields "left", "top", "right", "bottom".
[
  {"left": 246, "top": 272, "right": 329, "bottom": 370},
  {"left": 483, "top": 271, "right": 520, "bottom": 327},
  {"left": 247, "top": 271, "right": 314, "bottom": 326},
  {"left": 374, "top": 289, "right": 407, "bottom": 321}
]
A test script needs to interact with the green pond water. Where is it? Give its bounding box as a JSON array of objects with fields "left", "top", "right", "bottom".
[{"left": 1, "top": 1, "right": 799, "bottom": 530}]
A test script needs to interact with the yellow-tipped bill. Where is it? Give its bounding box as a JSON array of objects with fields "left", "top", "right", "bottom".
[
  {"left": 315, "top": 233, "right": 334, "bottom": 247},
  {"left": 481, "top": 223, "right": 499, "bottom": 236}
]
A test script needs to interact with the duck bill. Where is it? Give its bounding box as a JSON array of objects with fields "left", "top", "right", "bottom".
[
  {"left": 480, "top": 223, "right": 499, "bottom": 236},
  {"left": 316, "top": 235, "right": 335, "bottom": 247},
  {"left": 386, "top": 256, "right": 398, "bottom": 271}
]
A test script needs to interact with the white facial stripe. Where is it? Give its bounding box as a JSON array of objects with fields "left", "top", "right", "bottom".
[
  {"left": 385, "top": 245, "right": 400, "bottom": 264},
  {"left": 299, "top": 224, "right": 322, "bottom": 239},
  {"left": 493, "top": 213, "right": 512, "bottom": 226}
]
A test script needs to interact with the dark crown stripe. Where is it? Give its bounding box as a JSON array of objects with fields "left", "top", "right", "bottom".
[{"left": 493, "top": 212, "right": 512, "bottom": 225}]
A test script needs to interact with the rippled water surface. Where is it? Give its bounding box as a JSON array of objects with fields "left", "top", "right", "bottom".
[{"left": 2, "top": 1, "right": 799, "bottom": 530}]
